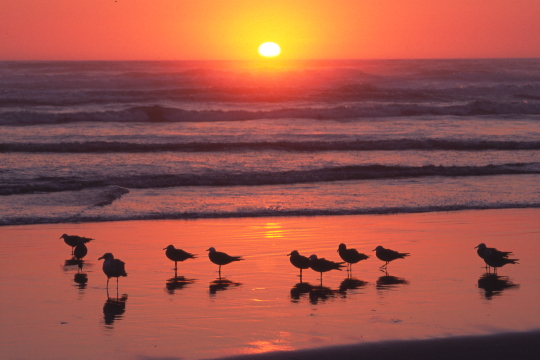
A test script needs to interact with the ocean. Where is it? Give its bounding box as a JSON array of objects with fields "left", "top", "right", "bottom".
[{"left": 1, "top": 59, "right": 539, "bottom": 226}]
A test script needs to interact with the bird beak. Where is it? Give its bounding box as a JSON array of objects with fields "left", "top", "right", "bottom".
[
  {"left": 287, "top": 252, "right": 292, "bottom": 256},
  {"left": 474, "top": 245, "right": 479, "bottom": 248},
  {"left": 98, "top": 256, "right": 103, "bottom": 260},
  {"left": 372, "top": 249, "right": 376, "bottom": 251},
  {"left": 163, "top": 247, "right": 167, "bottom": 250}
]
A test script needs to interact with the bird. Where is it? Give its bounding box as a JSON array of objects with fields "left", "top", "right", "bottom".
[
  {"left": 73, "top": 239, "right": 88, "bottom": 261},
  {"left": 288, "top": 250, "right": 310, "bottom": 278},
  {"left": 337, "top": 243, "right": 369, "bottom": 272},
  {"left": 481, "top": 249, "right": 519, "bottom": 273},
  {"left": 207, "top": 247, "right": 243, "bottom": 274},
  {"left": 373, "top": 246, "right": 410, "bottom": 269},
  {"left": 98, "top": 253, "right": 127, "bottom": 289},
  {"left": 61, "top": 234, "right": 93, "bottom": 254},
  {"left": 474, "top": 243, "right": 513, "bottom": 269},
  {"left": 309, "top": 254, "right": 345, "bottom": 286},
  {"left": 163, "top": 245, "right": 197, "bottom": 270}
]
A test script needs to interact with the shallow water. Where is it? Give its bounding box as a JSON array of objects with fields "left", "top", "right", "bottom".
[{"left": 1, "top": 209, "right": 538, "bottom": 359}]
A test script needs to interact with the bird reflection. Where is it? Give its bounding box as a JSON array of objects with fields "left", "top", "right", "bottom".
[
  {"left": 209, "top": 277, "right": 241, "bottom": 295},
  {"left": 376, "top": 274, "right": 409, "bottom": 290},
  {"left": 73, "top": 261, "right": 88, "bottom": 290},
  {"left": 339, "top": 277, "right": 368, "bottom": 294},
  {"left": 308, "top": 286, "right": 337, "bottom": 305},
  {"left": 166, "top": 273, "right": 196, "bottom": 294},
  {"left": 103, "top": 294, "right": 128, "bottom": 328},
  {"left": 478, "top": 273, "right": 519, "bottom": 300},
  {"left": 289, "top": 282, "right": 314, "bottom": 302}
]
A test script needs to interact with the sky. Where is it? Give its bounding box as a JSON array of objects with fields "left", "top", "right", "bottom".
[{"left": 1, "top": 0, "right": 539, "bottom": 60}]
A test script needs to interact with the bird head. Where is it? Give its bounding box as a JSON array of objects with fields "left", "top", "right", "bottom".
[
  {"left": 98, "top": 253, "right": 114, "bottom": 260},
  {"left": 309, "top": 254, "right": 318, "bottom": 261},
  {"left": 373, "top": 246, "right": 383, "bottom": 252},
  {"left": 60, "top": 234, "right": 68, "bottom": 239},
  {"left": 287, "top": 250, "right": 299, "bottom": 256},
  {"left": 164, "top": 245, "right": 175, "bottom": 251},
  {"left": 338, "top": 243, "right": 346, "bottom": 252},
  {"left": 474, "top": 243, "right": 486, "bottom": 249},
  {"left": 207, "top": 247, "right": 216, "bottom": 253}
]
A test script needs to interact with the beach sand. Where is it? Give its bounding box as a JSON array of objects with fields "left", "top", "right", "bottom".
[
  {"left": 1, "top": 208, "right": 539, "bottom": 359},
  {"left": 215, "top": 330, "right": 540, "bottom": 360}
]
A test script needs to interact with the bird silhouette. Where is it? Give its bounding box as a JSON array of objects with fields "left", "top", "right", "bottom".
[
  {"left": 309, "top": 254, "right": 345, "bottom": 287},
  {"left": 207, "top": 247, "right": 243, "bottom": 275},
  {"left": 481, "top": 249, "right": 519, "bottom": 273},
  {"left": 287, "top": 250, "right": 310, "bottom": 279},
  {"left": 373, "top": 246, "right": 410, "bottom": 269},
  {"left": 98, "top": 253, "right": 127, "bottom": 289},
  {"left": 337, "top": 243, "right": 369, "bottom": 272},
  {"left": 475, "top": 243, "right": 513, "bottom": 270},
  {"left": 163, "top": 245, "right": 197, "bottom": 270},
  {"left": 73, "top": 239, "right": 88, "bottom": 261},
  {"left": 61, "top": 234, "right": 93, "bottom": 255}
]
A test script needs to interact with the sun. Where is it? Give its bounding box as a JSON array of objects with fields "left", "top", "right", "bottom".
[{"left": 258, "top": 42, "right": 281, "bottom": 57}]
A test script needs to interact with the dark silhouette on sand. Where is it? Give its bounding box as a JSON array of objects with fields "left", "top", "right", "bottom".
[
  {"left": 164, "top": 244, "right": 197, "bottom": 270},
  {"left": 373, "top": 246, "right": 410, "bottom": 270},
  {"left": 309, "top": 254, "right": 345, "bottom": 287},
  {"left": 337, "top": 243, "right": 369, "bottom": 273},
  {"left": 474, "top": 243, "right": 513, "bottom": 270},
  {"left": 98, "top": 253, "right": 127, "bottom": 290},
  {"left": 61, "top": 234, "right": 93, "bottom": 255},
  {"left": 207, "top": 247, "right": 243, "bottom": 275},
  {"left": 288, "top": 250, "right": 310, "bottom": 281}
]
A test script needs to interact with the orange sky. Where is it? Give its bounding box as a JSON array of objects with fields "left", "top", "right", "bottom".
[{"left": 1, "top": 0, "right": 539, "bottom": 60}]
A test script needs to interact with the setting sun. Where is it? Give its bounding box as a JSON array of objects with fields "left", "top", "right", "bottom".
[{"left": 258, "top": 42, "right": 281, "bottom": 57}]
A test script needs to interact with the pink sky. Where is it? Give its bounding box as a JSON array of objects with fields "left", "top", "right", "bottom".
[{"left": 1, "top": 0, "right": 539, "bottom": 60}]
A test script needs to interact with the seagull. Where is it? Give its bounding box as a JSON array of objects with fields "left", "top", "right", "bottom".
[
  {"left": 163, "top": 245, "right": 197, "bottom": 270},
  {"left": 482, "top": 249, "right": 518, "bottom": 273},
  {"left": 98, "top": 253, "right": 127, "bottom": 289},
  {"left": 309, "top": 254, "right": 345, "bottom": 286},
  {"left": 475, "top": 243, "right": 513, "bottom": 269},
  {"left": 207, "top": 247, "right": 243, "bottom": 274},
  {"left": 337, "top": 243, "right": 369, "bottom": 272},
  {"left": 288, "top": 250, "right": 310, "bottom": 278},
  {"left": 73, "top": 239, "right": 88, "bottom": 261},
  {"left": 61, "top": 234, "right": 93, "bottom": 255},
  {"left": 373, "top": 246, "right": 410, "bottom": 269}
]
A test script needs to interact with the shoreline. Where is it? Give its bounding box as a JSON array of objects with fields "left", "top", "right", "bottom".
[
  {"left": 213, "top": 330, "right": 540, "bottom": 360},
  {"left": 3, "top": 204, "right": 540, "bottom": 227}
]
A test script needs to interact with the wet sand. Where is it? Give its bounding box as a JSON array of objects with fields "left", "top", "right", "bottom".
[
  {"left": 215, "top": 330, "right": 540, "bottom": 360},
  {"left": 1, "top": 208, "right": 539, "bottom": 359}
]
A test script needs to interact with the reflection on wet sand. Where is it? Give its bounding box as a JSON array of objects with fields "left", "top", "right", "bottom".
[
  {"left": 309, "top": 286, "right": 338, "bottom": 305},
  {"left": 478, "top": 273, "right": 519, "bottom": 300},
  {"left": 166, "top": 273, "right": 196, "bottom": 294},
  {"left": 376, "top": 274, "right": 409, "bottom": 291},
  {"left": 209, "top": 277, "right": 242, "bottom": 296},
  {"left": 103, "top": 294, "right": 128, "bottom": 329},
  {"left": 339, "top": 277, "right": 368, "bottom": 294},
  {"left": 289, "top": 282, "right": 314, "bottom": 302}
]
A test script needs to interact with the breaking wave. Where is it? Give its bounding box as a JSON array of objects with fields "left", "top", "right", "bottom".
[
  {"left": 2, "top": 139, "right": 540, "bottom": 153},
  {"left": 2, "top": 163, "right": 538, "bottom": 195},
  {"left": 1, "top": 101, "right": 540, "bottom": 125}
]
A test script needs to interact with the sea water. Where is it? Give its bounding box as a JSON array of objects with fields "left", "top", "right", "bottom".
[{"left": 1, "top": 59, "right": 540, "bottom": 225}]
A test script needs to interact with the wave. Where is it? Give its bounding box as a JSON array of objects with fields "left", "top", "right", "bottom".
[
  {"left": 2, "top": 101, "right": 540, "bottom": 125},
  {"left": 1, "top": 83, "right": 539, "bottom": 107},
  {"left": 3, "top": 139, "right": 540, "bottom": 153},
  {"left": 2, "top": 163, "right": 538, "bottom": 195},
  {"left": 2, "top": 202, "right": 539, "bottom": 226}
]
